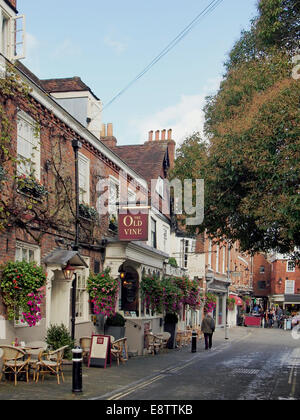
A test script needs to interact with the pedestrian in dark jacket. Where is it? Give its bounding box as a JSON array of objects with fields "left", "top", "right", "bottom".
[{"left": 201, "top": 312, "right": 215, "bottom": 350}]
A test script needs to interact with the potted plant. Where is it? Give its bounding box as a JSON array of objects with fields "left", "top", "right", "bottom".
[
  {"left": 45, "top": 324, "right": 75, "bottom": 360},
  {"left": 104, "top": 312, "right": 126, "bottom": 340}
]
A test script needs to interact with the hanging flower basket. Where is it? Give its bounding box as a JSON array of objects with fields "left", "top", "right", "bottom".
[
  {"left": 141, "top": 274, "right": 163, "bottom": 314},
  {"left": 87, "top": 267, "right": 119, "bottom": 317},
  {"left": 204, "top": 292, "right": 217, "bottom": 313},
  {"left": 227, "top": 297, "right": 236, "bottom": 311},
  {"left": 0, "top": 260, "right": 46, "bottom": 326}
]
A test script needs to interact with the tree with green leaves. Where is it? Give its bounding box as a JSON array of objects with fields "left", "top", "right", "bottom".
[{"left": 171, "top": 0, "right": 300, "bottom": 259}]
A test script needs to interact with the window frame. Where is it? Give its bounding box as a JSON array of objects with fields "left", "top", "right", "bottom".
[
  {"left": 287, "top": 260, "right": 295, "bottom": 273},
  {"left": 17, "top": 110, "right": 40, "bottom": 180},
  {"left": 78, "top": 152, "right": 90, "bottom": 205}
]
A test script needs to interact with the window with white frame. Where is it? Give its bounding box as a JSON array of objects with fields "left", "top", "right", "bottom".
[
  {"left": 285, "top": 280, "right": 295, "bottom": 295},
  {"left": 216, "top": 245, "right": 220, "bottom": 272},
  {"left": 287, "top": 260, "right": 295, "bottom": 272},
  {"left": 15, "top": 241, "right": 40, "bottom": 264},
  {"left": 163, "top": 226, "right": 168, "bottom": 252},
  {"left": 78, "top": 153, "right": 90, "bottom": 204},
  {"left": 208, "top": 239, "right": 212, "bottom": 269},
  {"left": 222, "top": 246, "right": 226, "bottom": 274},
  {"left": 74, "top": 266, "right": 89, "bottom": 322},
  {"left": 0, "top": 9, "right": 25, "bottom": 60},
  {"left": 151, "top": 218, "right": 157, "bottom": 249},
  {"left": 17, "top": 111, "right": 40, "bottom": 179},
  {"left": 109, "top": 177, "right": 120, "bottom": 216},
  {"left": 156, "top": 177, "right": 164, "bottom": 198}
]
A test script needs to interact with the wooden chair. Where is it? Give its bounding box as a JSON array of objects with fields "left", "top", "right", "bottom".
[
  {"left": 158, "top": 332, "right": 171, "bottom": 350},
  {"left": 35, "top": 345, "right": 68, "bottom": 384},
  {"left": 145, "top": 333, "right": 163, "bottom": 355},
  {"left": 0, "top": 345, "right": 31, "bottom": 386},
  {"left": 176, "top": 331, "right": 184, "bottom": 348},
  {"left": 111, "top": 337, "right": 128, "bottom": 366}
]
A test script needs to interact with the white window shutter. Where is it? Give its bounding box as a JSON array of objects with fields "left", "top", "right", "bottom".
[{"left": 10, "top": 14, "right": 26, "bottom": 61}]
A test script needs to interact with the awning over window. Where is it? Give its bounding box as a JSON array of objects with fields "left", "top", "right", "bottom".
[{"left": 229, "top": 294, "right": 244, "bottom": 306}]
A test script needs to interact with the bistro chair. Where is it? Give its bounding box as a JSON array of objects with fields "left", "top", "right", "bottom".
[
  {"left": 145, "top": 333, "right": 163, "bottom": 355},
  {"left": 26, "top": 348, "right": 45, "bottom": 382},
  {"left": 35, "top": 345, "right": 68, "bottom": 384},
  {"left": 111, "top": 337, "right": 128, "bottom": 366},
  {"left": 0, "top": 345, "right": 31, "bottom": 386}
]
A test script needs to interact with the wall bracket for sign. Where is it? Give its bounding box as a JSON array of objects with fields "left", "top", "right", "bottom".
[{"left": 88, "top": 334, "right": 111, "bottom": 368}]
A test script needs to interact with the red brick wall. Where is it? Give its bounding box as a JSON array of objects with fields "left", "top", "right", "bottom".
[
  {"left": 270, "top": 259, "right": 300, "bottom": 296},
  {"left": 0, "top": 83, "right": 147, "bottom": 320},
  {"left": 252, "top": 254, "right": 272, "bottom": 297}
]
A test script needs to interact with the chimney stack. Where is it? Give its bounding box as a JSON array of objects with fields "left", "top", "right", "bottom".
[{"left": 100, "top": 123, "right": 117, "bottom": 148}]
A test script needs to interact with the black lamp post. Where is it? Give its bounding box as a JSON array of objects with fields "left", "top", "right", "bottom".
[{"left": 70, "top": 139, "right": 82, "bottom": 340}]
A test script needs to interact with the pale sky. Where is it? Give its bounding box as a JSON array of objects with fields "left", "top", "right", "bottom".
[{"left": 20, "top": 0, "right": 258, "bottom": 146}]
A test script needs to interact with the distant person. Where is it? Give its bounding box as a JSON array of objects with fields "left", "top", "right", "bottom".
[{"left": 201, "top": 312, "right": 215, "bottom": 350}]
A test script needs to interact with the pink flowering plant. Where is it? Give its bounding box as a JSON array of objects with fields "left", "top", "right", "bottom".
[
  {"left": 141, "top": 274, "right": 202, "bottom": 315},
  {"left": 173, "top": 276, "right": 202, "bottom": 310},
  {"left": 0, "top": 260, "right": 46, "bottom": 325},
  {"left": 204, "top": 292, "right": 217, "bottom": 313},
  {"left": 87, "top": 267, "right": 119, "bottom": 317},
  {"left": 141, "top": 274, "right": 163, "bottom": 314}
]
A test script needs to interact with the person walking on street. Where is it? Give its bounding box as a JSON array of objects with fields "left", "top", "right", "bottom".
[{"left": 201, "top": 312, "right": 215, "bottom": 350}]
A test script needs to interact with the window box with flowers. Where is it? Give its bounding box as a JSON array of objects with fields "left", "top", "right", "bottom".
[
  {"left": 0, "top": 260, "right": 46, "bottom": 327},
  {"left": 79, "top": 203, "right": 99, "bottom": 222},
  {"left": 17, "top": 174, "right": 48, "bottom": 200},
  {"left": 87, "top": 267, "right": 119, "bottom": 318}
]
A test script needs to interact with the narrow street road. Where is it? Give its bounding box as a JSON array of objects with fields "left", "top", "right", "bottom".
[
  {"left": 1, "top": 327, "right": 299, "bottom": 401},
  {"left": 98, "top": 327, "right": 300, "bottom": 401}
]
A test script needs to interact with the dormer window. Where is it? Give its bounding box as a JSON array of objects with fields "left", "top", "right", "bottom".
[{"left": 0, "top": 5, "right": 25, "bottom": 61}]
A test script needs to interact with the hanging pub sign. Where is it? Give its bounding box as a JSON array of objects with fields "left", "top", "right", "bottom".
[
  {"left": 118, "top": 211, "right": 148, "bottom": 241},
  {"left": 88, "top": 334, "right": 111, "bottom": 368}
]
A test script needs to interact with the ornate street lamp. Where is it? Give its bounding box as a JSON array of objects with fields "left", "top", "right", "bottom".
[{"left": 63, "top": 263, "right": 76, "bottom": 281}]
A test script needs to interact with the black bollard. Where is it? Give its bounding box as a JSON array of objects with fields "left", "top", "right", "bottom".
[
  {"left": 191, "top": 330, "right": 197, "bottom": 353},
  {"left": 72, "top": 346, "right": 83, "bottom": 393}
]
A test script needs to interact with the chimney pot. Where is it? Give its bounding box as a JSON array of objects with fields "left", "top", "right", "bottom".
[
  {"left": 107, "top": 123, "right": 113, "bottom": 137},
  {"left": 161, "top": 129, "right": 166, "bottom": 140},
  {"left": 148, "top": 131, "right": 153, "bottom": 142},
  {"left": 101, "top": 123, "right": 106, "bottom": 138},
  {"left": 155, "top": 130, "right": 160, "bottom": 141},
  {"left": 168, "top": 129, "right": 172, "bottom": 140}
]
